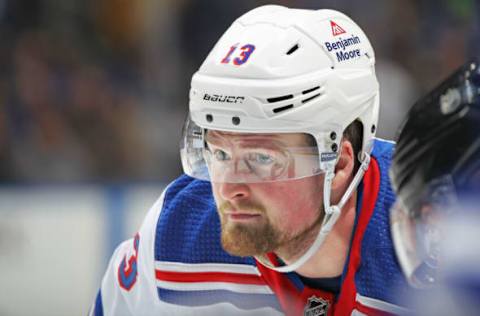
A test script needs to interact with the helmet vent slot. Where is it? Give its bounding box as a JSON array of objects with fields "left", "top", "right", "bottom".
[
  {"left": 286, "top": 44, "right": 299, "bottom": 55},
  {"left": 302, "top": 93, "right": 322, "bottom": 104},
  {"left": 263, "top": 86, "right": 324, "bottom": 116},
  {"left": 272, "top": 104, "right": 294, "bottom": 113},
  {"left": 302, "top": 86, "right": 320, "bottom": 94},
  {"left": 267, "top": 94, "right": 293, "bottom": 103}
]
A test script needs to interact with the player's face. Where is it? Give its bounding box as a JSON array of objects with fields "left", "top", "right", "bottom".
[{"left": 208, "top": 131, "right": 325, "bottom": 259}]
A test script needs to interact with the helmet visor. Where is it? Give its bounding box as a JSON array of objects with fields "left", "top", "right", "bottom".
[
  {"left": 180, "top": 116, "right": 324, "bottom": 183},
  {"left": 390, "top": 177, "right": 458, "bottom": 288},
  {"left": 390, "top": 200, "right": 441, "bottom": 289}
]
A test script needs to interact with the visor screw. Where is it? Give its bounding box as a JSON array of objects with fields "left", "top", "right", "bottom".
[
  {"left": 232, "top": 116, "right": 240, "bottom": 125},
  {"left": 330, "top": 131, "right": 337, "bottom": 140},
  {"left": 331, "top": 143, "right": 338, "bottom": 152},
  {"left": 371, "top": 124, "right": 376, "bottom": 133},
  {"left": 206, "top": 114, "right": 213, "bottom": 122}
]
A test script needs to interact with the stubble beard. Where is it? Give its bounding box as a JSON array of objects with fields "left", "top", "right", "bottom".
[
  {"left": 273, "top": 214, "right": 324, "bottom": 263},
  {"left": 218, "top": 201, "right": 324, "bottom": 259},
  {"left": 219, "top": 202, "right": 282, "bottom": 257}
]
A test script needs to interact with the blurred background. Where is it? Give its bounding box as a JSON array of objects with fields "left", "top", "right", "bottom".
[{"left": 0, "top": 0, "right": 477, "bottom": 315}]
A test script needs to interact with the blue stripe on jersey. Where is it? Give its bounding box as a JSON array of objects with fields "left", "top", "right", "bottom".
[
  {"left": 157, "top": 287, "right": 282, "bottom": 312},
  {"left": 93, "top": 290, "right": 103, "bottom": 316},
  {"left": 272, "top": 257, "right": 304, "bottom": 291},
  {"left": 285, "top": 271, "right": 305, "bottom": 291}
]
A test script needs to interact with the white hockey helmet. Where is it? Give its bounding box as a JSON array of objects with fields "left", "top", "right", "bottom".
[{"left": 181, "top": 5, "right": 379, "bottom": 272}]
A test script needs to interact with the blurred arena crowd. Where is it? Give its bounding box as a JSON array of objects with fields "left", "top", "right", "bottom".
[{"left": 0, "top": 0, "right": 476, "bottom": 183}]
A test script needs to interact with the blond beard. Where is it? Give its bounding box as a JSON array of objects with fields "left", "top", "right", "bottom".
[{"left": 218, "top": 201, "right": 324, "bottom": 259}]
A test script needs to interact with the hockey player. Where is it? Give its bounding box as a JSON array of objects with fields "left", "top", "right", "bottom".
[
  {"left": 390, "top": 60, "right": 480, "bottom": 314},
  {"left": 91, "top": 6, "right": 411, "bottom": 315}
]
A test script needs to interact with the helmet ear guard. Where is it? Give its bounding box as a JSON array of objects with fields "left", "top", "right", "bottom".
[{"left": 182, "top": 5, "right": 379, "bottom": 272}]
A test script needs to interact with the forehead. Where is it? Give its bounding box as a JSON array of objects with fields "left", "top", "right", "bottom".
[{"left": 205, "top": 130, "right": 312, "bottom": 147}]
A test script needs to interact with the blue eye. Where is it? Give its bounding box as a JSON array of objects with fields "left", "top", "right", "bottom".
[
  {"left": 253, "top": 153, "right": 274, "bottom": 165},
  {"left": 213, "top": 149, "right": 230, "bottom": 161}
]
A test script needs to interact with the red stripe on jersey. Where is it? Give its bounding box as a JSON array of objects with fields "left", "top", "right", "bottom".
[
  {"left": 255, "top": 157, "right": 381, "bottom": 315},
  {"left": 335, "top": 157, "right": 381, "bottom": 315},
  {"left": 256, "top": 255, "right": 337, "bottom": 316},
  {"left": 255, "top": 257, "right": 309, "bottom": 315},
  {"left": 155, "top": 270, "right": 265, "bottom": 285},
  {"left": 355, "top": 300, "right": 397, "bottom": 316}
]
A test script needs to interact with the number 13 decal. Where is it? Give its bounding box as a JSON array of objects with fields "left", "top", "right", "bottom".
[{"left": 221, "top": 43, "right": 256, "bottom": 65}]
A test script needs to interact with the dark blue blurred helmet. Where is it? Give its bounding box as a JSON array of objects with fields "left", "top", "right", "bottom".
[
  {"left": 390, "top": 60, "right": 480, "bottom": 290},
  {"left": 391, "top": 60, "right": 480, "bottom": 216}
]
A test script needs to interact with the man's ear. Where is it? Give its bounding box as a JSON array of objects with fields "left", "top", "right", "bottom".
[{"left": 332, "top": 140, "right": 355, "bottom": 191}]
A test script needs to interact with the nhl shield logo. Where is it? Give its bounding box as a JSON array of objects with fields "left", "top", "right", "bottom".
[{"left": 304, "top": 296, "right": 330, "bottom": 316}]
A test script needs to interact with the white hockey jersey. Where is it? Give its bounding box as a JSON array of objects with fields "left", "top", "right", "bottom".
[
  {"left": 90, "top": 139, "right": 411, "bottom": 316},
  {"left": 89, "top": 187, "right": 282, "bottom": 316}
]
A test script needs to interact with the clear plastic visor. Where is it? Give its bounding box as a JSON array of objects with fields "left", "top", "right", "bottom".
[
  {"left": 180, "top": 116, "right": 324, "bottom": 183},
  {"left": 390, "top": 200, "right": 442, "bottom": 289},
  {"left": 390, "top": 177, "right": 460, "bottom": 288}
]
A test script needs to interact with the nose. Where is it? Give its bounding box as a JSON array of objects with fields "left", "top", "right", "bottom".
[{"left": 217, "top": 181, "right": 251, "bottom": 201}]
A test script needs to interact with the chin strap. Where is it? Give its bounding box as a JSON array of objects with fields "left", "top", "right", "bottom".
[{"left": 255, "top": 153, "right": 371, "bottom": 273}]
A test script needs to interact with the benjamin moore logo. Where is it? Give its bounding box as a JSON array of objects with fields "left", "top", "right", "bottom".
[
  {"left": 330, "top": 20, "right": 346, "bottom": 36},
  {"left": 324, "top": 34, "right": 362, "bottom": 63}
]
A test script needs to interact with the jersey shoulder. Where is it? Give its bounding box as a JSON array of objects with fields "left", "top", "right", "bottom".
[
  {"left": 372, "top": 137, "right": 395, "bottom": 161},
  {"left": 154, "top": 174, "right": 254, "bottom": 265},
  {"left": 152, "top": 175, "right": 282, "bottom": 313},
  {"left": 356, "top": 138, "right": 410, "bottom": 305}
]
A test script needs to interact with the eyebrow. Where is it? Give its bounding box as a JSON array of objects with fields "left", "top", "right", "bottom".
[
  {"left": 206, "top": 130, "right": 286, "bottom": 142},
  {"left": 208, "top": 139, "right": 287, "bottom": 152}
]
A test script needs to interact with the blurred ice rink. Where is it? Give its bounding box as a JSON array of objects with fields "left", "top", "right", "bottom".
[{"left": 0, "top": 184, "right": 164, "bottom": 316}]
